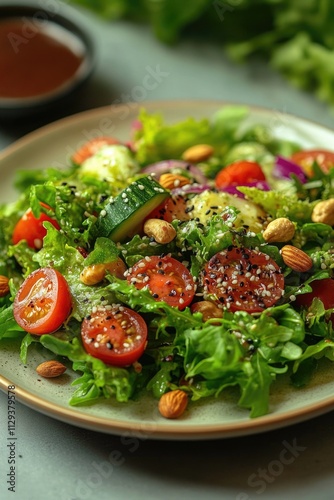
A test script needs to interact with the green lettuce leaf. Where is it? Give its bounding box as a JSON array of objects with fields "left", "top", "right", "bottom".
[
  {"left": 38, "top": 334, "right": 136, "bottom": 405},
  {"left": 34, "top": 225, "right": 116, "bottom": 320},
  {"left": 239, "top": 187, "right": 316, "bottom": 223},
  {"left": 0, "top": 305, "right": 24, "bottom": 341},
  {"left": 134, "top": 106, "right": 249, "bottom": 165}
]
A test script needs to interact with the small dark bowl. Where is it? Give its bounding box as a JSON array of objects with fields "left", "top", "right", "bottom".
[{"left": 0, "top": 3, "right": 96, "bottom": 119}]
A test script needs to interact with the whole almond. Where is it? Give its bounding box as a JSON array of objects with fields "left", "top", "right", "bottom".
[
  {"left": 36, "top": 360, "right": 67, "bottom": 378},
  {"left": 281, "top": 245, "right": 313, "bottom": 272},
  {"left": 311, "top": 199, "right": 334, "bottom": 226},
  {"left": 262, "top": 217, "right": 295, "bottom": 243},
  {"left": 143, "top": 218, "right": 177, "bottom": 244},
  {"left": 159, "top": 173, "right": 190, "bottom": 190},
  {"left": 182, "top": 144, "right": 214, "bottom": 163},
  {"left": 0, "top": 275, "right": 10, "bottom": 297},
  {"left": 80, "top": 258, "right": 127, "bottom": 285},
  {"left": 158, "top": 389, "right": 188, "bottom": 419}
]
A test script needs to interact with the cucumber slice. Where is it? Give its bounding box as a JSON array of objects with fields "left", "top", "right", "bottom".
[{"left": 96, "top": 176, "right": 169, "bottom": 242}]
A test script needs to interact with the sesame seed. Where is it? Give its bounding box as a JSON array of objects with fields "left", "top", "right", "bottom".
[{"left": 34, "top": 238, "right": 43, "bottom": 249}]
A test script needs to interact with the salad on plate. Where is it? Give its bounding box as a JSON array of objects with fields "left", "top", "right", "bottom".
[{"left": 0, "top": 105, "right": 333, "bottom": 419}]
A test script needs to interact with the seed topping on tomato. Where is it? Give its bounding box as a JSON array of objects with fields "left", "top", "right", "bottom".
[
  {"left": 81, "top": 304, "right": 148, "bottom": 366},
  {"left": 202, "top": 246, "right": 284, "bottom": 313},
  {"left": 125, "top": 255, "right": 196, "bottom": 309}
]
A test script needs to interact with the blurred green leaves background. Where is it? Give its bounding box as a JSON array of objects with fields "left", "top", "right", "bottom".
[{"left": 69, "top": 0, "right": 334, "bottom": 108}]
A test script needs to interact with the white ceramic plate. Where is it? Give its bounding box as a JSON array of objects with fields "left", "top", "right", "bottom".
[{"left": 1, "top": 100, "right": 334, "bottom": 440}]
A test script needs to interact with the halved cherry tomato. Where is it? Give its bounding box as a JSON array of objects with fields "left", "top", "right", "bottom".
[
  {"left": 202, "top": 246, "right": 284, "bottom": 313},
  {"left": 145, "top": 195, "right": 189, "bottom": 223},
  {"left": 296, "top": 278, "right": 334, "bottom": 324},
  {"left": 215, "top": 161, "right": 266, "bottom": 188},
  {"left": 12, "top": 203, "right": 60, "bottom": 249},
  {"left": 290, "top": 149, "right": 334, "bottom": 175},
  {"left": 72, "top": 137, "right": 120, "bottom": 165},
  {"left": 126, "top": 255, "right": 195, "bottom": 310},
  {"left": 81, "top": 306, "right": 147, "bottom": 366},
  {"left": 13, "top": 268, "right": 72, "bottom": 335}
]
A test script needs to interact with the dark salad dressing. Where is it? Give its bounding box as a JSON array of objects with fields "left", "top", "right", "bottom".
[{"left": 0, "top": 18, "right": 85, "bottom": 99}]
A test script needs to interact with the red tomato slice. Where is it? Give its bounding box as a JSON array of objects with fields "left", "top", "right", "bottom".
[
  {"left": 215, "top": 161, "right": 266, "bottom": 188},
  {"left": 202, "top": 247, "right": 284, "bottom": 313},
  {"left": 13, "top": 268, "right": 72, "bottom": 335},
  {"left": 291, "top": 149, "right": 334, "bottom": 175},
  {"left": 81, "top": 306, "right": 147, "bottom": 366},
  {"left": 146, "top": 195, "right": 189, "bottom": 223},
  {"left": 296, "top": 278, "right": 334, "bottom": 324},
  {"left": 72, "top": 137, "right": 120, "bottom": 165},
  {"left": 126, "top": 255, "right": 195, "bottom": 309},
  {"left": 12, "top": 203, "right": 60, "bottom": 249}
]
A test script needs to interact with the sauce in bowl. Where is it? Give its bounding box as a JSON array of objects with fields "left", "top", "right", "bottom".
[{"left": 0, "top": 18, "right": 86, "bottom": 100}]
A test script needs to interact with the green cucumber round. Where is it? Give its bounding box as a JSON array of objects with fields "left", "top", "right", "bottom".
[{"left": 96, "top": 176, "right": 169, "bottom": 242}]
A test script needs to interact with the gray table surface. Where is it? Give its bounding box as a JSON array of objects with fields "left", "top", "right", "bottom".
[{"left": 1, "top": 2, "right": 334, "bottom": 500}]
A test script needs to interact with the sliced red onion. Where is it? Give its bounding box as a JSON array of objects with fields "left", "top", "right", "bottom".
[
  {"left": 274, "top": 155, "right": 307, "bottom": 183},
  {"left": 131, "top": 119, "right": 142, "bottom": 131},
  {"left": 141, "top": 160, "right": 207, "bottom": 184},
  {"left": 218, "top": 181, "right": 271, "bottom": 198},
  {"left": 125, "top": 141, "right": 135, "bottom": 151}
]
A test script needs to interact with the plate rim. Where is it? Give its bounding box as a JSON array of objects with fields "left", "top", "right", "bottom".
[
  {"left": 1, "top": 98, "right": 334, "bottom": 440},
  {"left": 2, "top": 372, "right": 334, "bottom": 440},
  {"left": 1, "top": 98, "right": 333, "bottom": 162}
]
